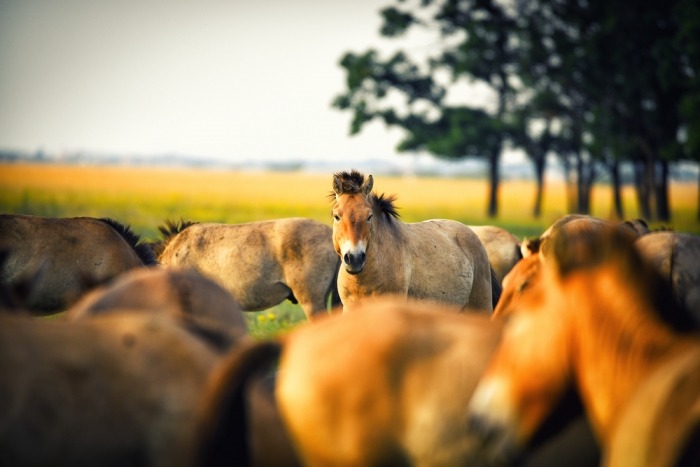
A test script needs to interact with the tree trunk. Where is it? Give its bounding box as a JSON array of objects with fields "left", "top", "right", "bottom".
[
  {"left": 610, "top": 161, "right": 624, "bottom": 219},
  {"left": 533, "top": 154, "right": 545, "bottom": 218},
  {"left": 655, "top": 159, "right": 670, "bottom": 222},
  {"left": 634, "top": 160, "right": 652, "bottom": 220},
  {"left": 487, "top": 151, "right": 500, "bottom": 218}
]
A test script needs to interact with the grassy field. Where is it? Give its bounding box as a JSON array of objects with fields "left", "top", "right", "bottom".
[{"left": 1, "top": 162, "right": 698, "bottom": 335}]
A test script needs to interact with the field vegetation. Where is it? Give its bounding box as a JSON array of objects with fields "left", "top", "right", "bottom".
[{"left": 1, "top": 163, "right": 698, "bottom": 335}]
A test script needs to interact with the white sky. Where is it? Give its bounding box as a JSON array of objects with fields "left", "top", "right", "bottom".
[{"left": 0, "top": 0, "right": 464, "bottom": 163}]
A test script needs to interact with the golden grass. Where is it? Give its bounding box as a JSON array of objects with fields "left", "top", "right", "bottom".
[
  {"left": 1, "top": 163, "right": 697, "bottom": 238},
  {"left": 1, "top": 162, "right": 697, "bottom": 334}
]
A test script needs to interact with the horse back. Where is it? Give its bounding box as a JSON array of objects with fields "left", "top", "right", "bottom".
[{"left": 0, "top": 214, "right": 149, "bottom": 312}]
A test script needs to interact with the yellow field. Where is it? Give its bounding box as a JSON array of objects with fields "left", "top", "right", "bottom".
[
  {"left": 0, "top": 162, "right": 698, "bottom": 238},
  {"left": 1, "top": 162, "right": 698, "bottom": 333}
]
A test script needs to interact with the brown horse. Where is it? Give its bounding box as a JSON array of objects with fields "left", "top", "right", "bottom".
[
  {"left": 469, "top": 225, "right": 523, "bottom": 283},
  {"left": 65, "top": 266, "right": 249, "bottom": 337},
  {"left": 191, "top": 295, "right": 607, "bottom": 466},
  {"left": 331, "top": 170, "right": 497, "bottom": 312},
  {"left": 468, "top": 220, "right": 700, "bottom": 466},
  {"left": 0, "top": 311, "right": 223, "bottom": 467},
  {"left": 520, "top": 214, "right": 650, "bottom": 257},
  {"left": 0, "top": 214, "right": 156, "bottom": 314},
  {"left": 193, "top": 296, "right": 501, "bottom": 466},
  {"left": 155, "top": 218, "right": 341, "bottom": 320},
  {"left": 635, "top": 231, "right": 700, "bottom": 327}
]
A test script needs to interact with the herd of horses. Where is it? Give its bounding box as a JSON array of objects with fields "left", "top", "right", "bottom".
[{"left": 1, "top": 169, "right": 699, "bottom": 466}]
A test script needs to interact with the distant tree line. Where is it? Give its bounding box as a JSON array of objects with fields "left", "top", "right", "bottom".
[{"left": 333, "top": 0, "right": 700, "bottom": 221}]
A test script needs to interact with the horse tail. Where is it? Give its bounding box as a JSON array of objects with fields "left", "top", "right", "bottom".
[
  {"left": 193, "top": 338, "right": 285, "bottom": 467},
  {"left": 99, "top": 217, "right": 158, "bottom": 266},
  {"left": 150, "top": 218, "right": 198, "bottom": 259},
  {"left": 490, "top": 266, "right": 502, "bottom": 310}
]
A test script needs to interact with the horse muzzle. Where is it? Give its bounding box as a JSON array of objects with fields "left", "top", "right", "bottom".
[{"left": 343, "top": 252, "right": 366, "bottom": 274}]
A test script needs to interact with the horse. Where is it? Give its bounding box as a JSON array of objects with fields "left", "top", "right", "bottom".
[
  {"left": 520, "top": 214, "right": 650, "bottom": 257},
  {"left": 635, "top": 231, "right": 700, "bottom": 327},
  {"left": 193, "top": 296, "right": 502, "bottom": 466},
  {"left": 331, "top": 170, "right": 497, "bottom": 312},
  {"left": 155, "top": 218, "right": 341, "bottom": 320},
  {"left": 468, "top": 225, "right": 523, "bottom": 283},
  {"left": 467, "top": 220, "right": 700, "bottom": 466},
  {"left": 0, "top": 214, "right": 156, "bottom": 314},
  {"left": 192, "top": 293, "right": 611, "bottom": 466},
  {"left": 65, "top": 266, "right": 249, "bottom": 340},
  {"left": 0, "top": 311, "right": 225, "bottom": 467}
]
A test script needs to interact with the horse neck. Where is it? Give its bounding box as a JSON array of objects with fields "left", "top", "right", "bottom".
[
  {"left": 566, "top": 267, "right": 691, "bottom": 444},
  {"left": 364, "top": 218, "right": 407, "bottom": 275}
]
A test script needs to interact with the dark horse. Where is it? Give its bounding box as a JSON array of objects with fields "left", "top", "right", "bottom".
[{"left": 0, "top": 214, "right": 156, "bottom": 314}]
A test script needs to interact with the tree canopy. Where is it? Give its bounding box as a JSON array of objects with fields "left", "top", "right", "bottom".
[{"left": 333, "top": 0, "right": 700, "bottom": 220}]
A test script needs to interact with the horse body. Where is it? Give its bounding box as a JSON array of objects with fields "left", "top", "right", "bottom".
[
  {"left": 521, "top": 214, "right": 649, "bottom": 257},
  {"left": 469, "top": 225, "right": 522, "bottom": 283},
  {"left": 0, "top": 312, "right": 221, "bottom": 467},
  {"left": 275, "top": 297, "right": 502, "bottom": 466},
  {"left": 0, "top": 214, "right": 155, "bottom": 313},
  {"left": 331, "top": 171, "right": 495, "bottom": 312},
  {"left": 65, "top": 266, "right": 248, "bottom": 334},
  {"left": 468, "top": 221, "right": 700, "bottom": 466},
  {"left": 635, "top": 231, "right": 700, "bottom": 326},
  {"left": 156, "top": 218, "right": 340, "bottom": 320}
]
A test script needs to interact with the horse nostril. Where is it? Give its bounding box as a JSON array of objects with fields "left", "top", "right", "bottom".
[
  {"left": 359, "top": 252, "right": 366, "bottom": 263},
  {"left": 343, "top": 253, "right": 351, "bottom": 265}
]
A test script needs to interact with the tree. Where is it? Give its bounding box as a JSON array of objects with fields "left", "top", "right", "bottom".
[
  {"left": 335, "top": 0, "right": 699, "bottom": 221},
  {"left": 333, "top": 0, "right": 519, "bottom": 217}
]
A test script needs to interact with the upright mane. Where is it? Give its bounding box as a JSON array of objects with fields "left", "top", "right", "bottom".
[
  {"left": 150, "top": 219, "right": 199, "bottom": 258},
  {"left": 99, "top": 218, "right": 157, "bottom": 266},
  {"left": 331, "top": 170, "right": 366, "bottom": 195},
  {"left": 330, "top": 170, "right": 401, "bottom": 226}
]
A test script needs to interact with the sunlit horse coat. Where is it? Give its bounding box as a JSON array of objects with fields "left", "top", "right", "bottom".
[
  {"left": 468, "top": 220, "right": 700, "bottom": 466},
  {"left": 331, "top": 170, "right": 498, "bottom": 312},
  {"left": 155, "top": 218, "right": 341, "bottom": 320}
]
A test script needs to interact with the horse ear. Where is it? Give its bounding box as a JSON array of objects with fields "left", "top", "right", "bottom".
[
  {"left": 333, "top": 175, "right": 344, "bottom": 196},
  {"left": 361, "top": 174, "right": 373, "bottom": 196}
]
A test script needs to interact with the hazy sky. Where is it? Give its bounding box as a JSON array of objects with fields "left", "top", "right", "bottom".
[{"left": 0, "top": 0, "right": 442, "bottom": 162}]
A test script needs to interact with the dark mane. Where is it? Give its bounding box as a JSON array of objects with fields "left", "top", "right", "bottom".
[
  {"left": 370, "top": 192, "right": 401, "bottom": 225},
  {"left": 149, "top": 219, "right": 199, "bottom": 258},
  {"left": 99, "top": 218, "right": 157, "bottom": 266}
]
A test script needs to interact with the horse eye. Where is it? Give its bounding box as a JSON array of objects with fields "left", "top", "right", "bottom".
[
  {"left": 333, "top": 214, "right": 340, "bottom": 222},
  {"left": 367, "top": 214, "right": 373, "bottom": 222}
]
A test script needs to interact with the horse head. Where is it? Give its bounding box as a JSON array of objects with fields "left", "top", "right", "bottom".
[
  {"left": 467, "top": 252, "right": 574, "bottom": 462},
  {"left": 466, "top": 220, "right": 647, "bottom": 461},
  {"left": 331, "top": 171, "right": 374, "bottom": 274}
]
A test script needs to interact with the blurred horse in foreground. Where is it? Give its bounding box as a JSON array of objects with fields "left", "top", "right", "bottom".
[{"left": 468, "top": 219, "right": 700, "bottom": 466}]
